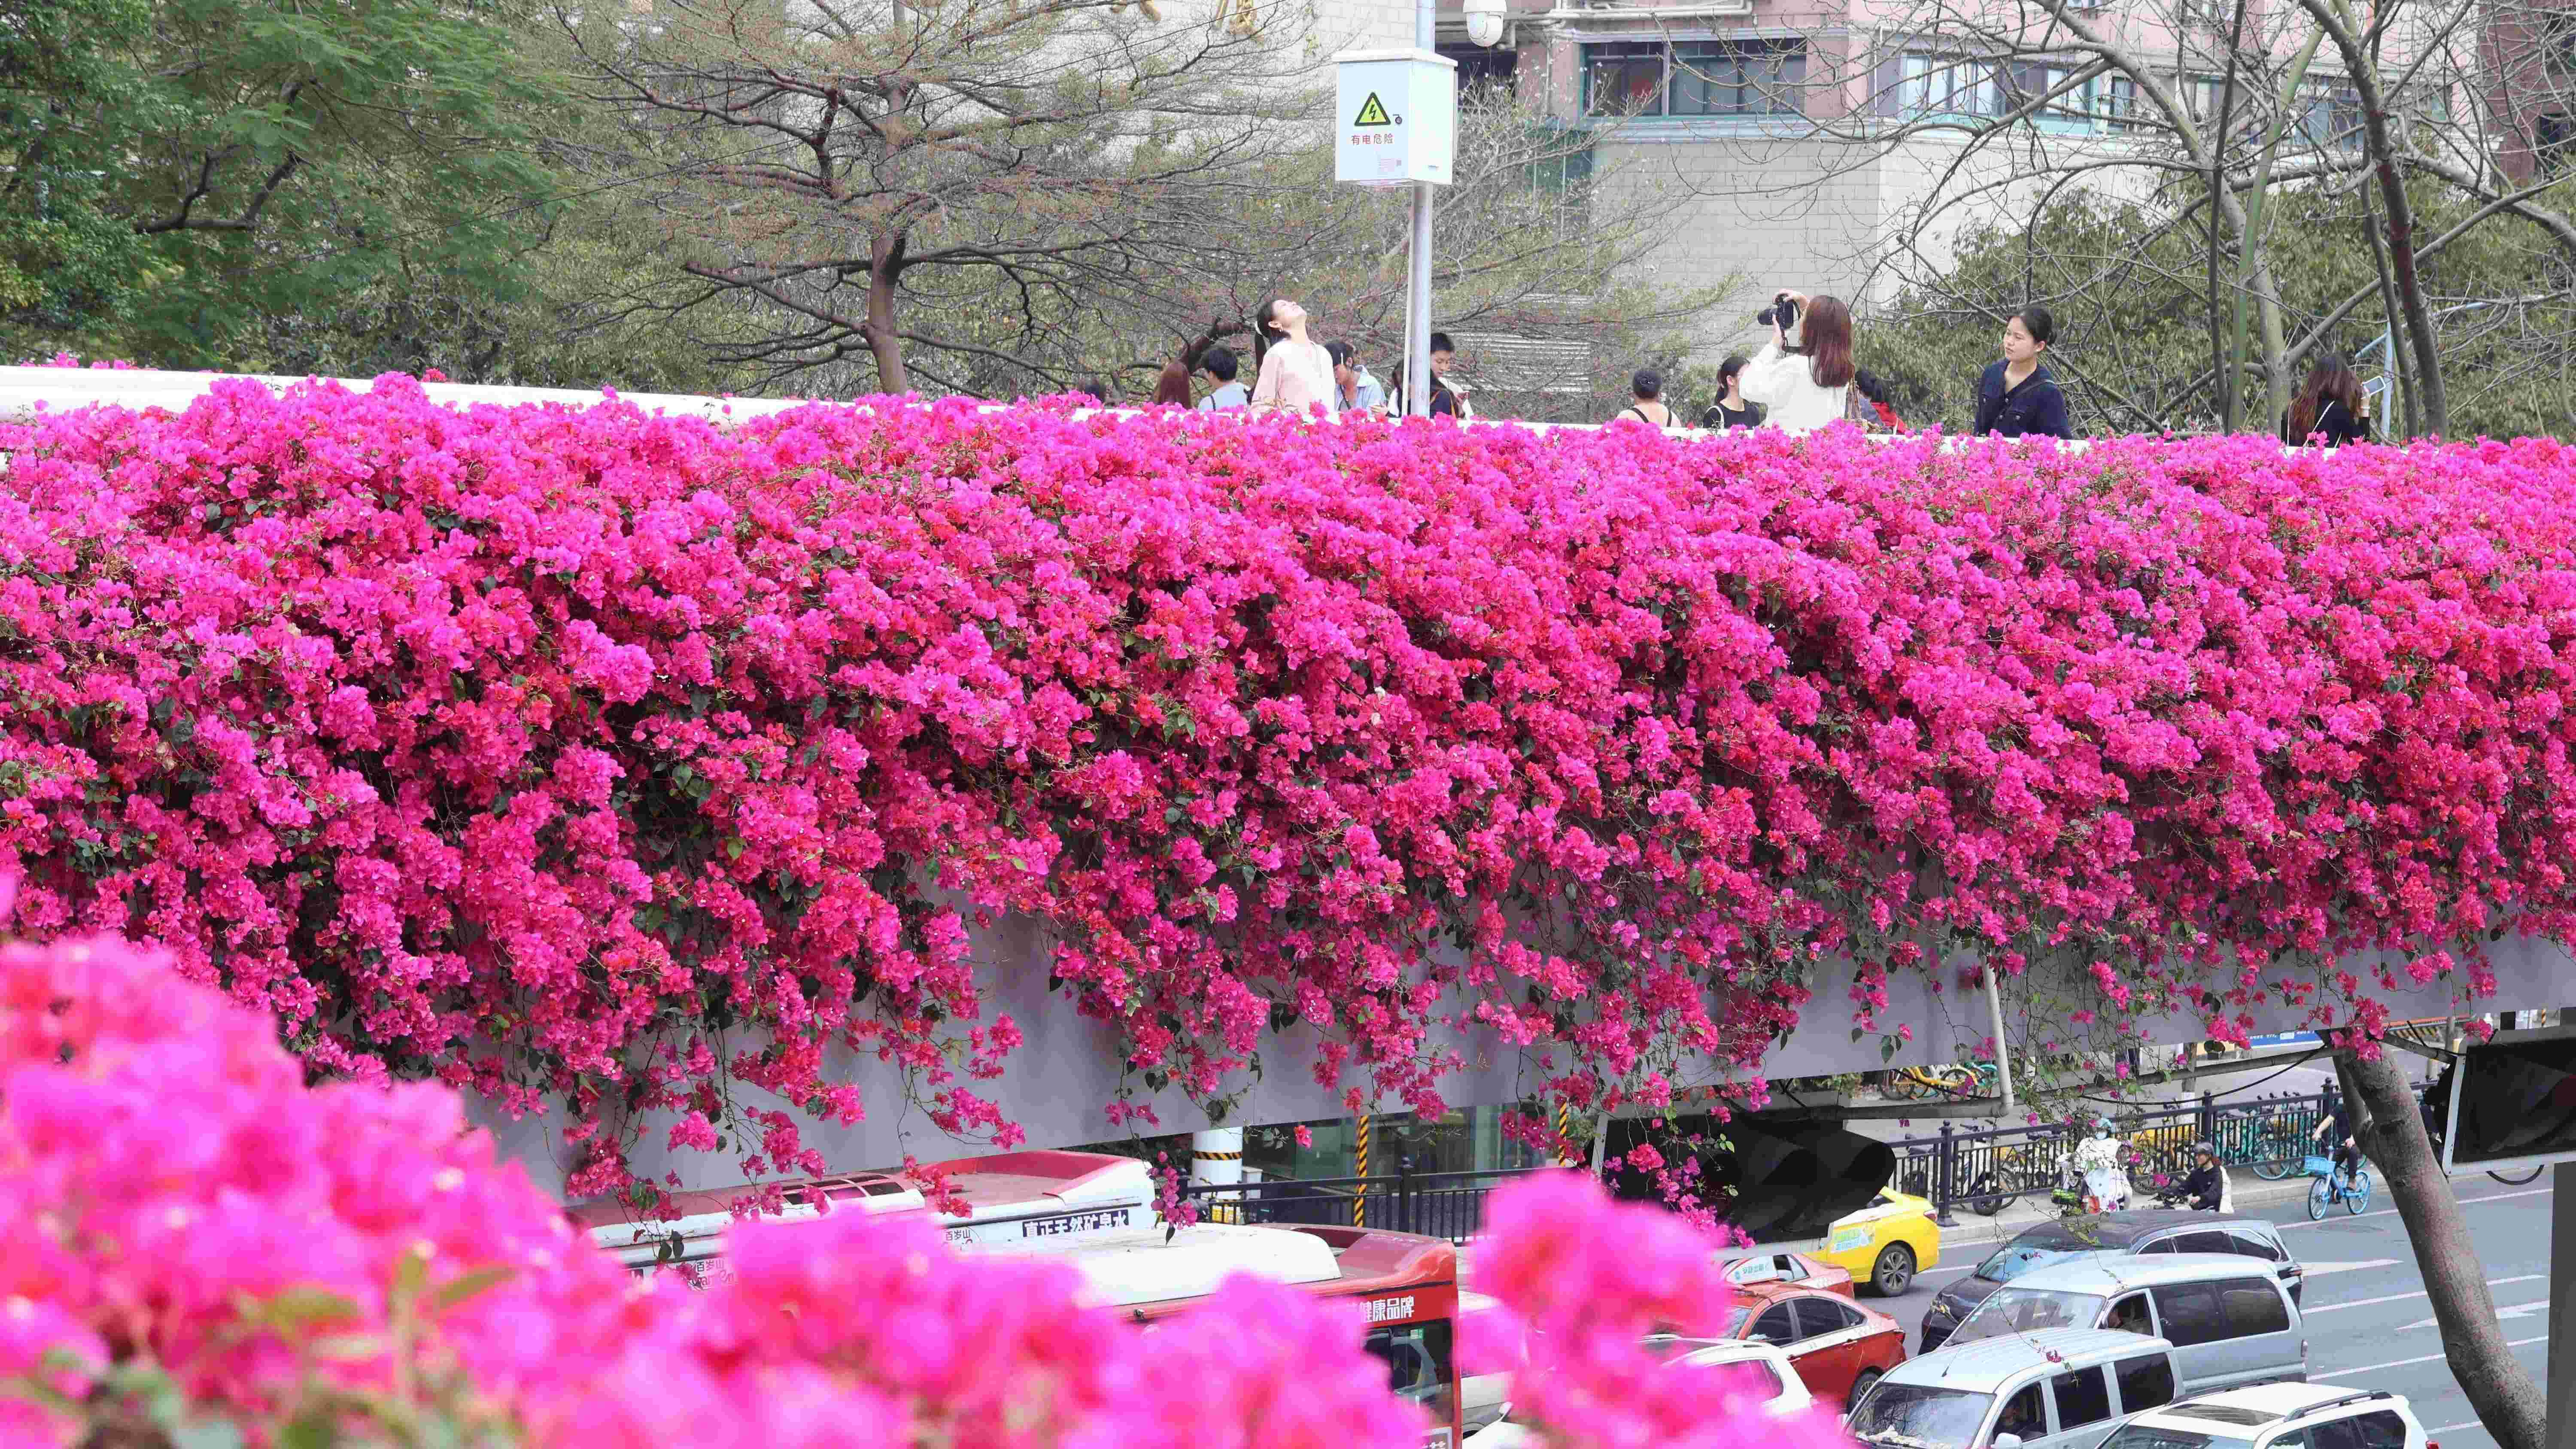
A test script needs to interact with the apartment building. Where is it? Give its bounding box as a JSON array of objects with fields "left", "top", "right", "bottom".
[
  {"left": 2482, "top": 0, "right": 2576, "bottom": 178},
  {"left": 1396, "top": 0, "right": 2383, "bottom": 353}
]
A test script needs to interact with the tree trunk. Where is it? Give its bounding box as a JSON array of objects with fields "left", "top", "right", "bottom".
[
  {"left": 2361, "top": 197, "right": 2416, "bottom": 437},
  {"left": 2287, "top": 0, "right": 2448, "bottom": 434},
  {"left": 2338, "top": 1048, "right": 2544, "bottom": 1449},
  {"left": 865, "top": 230, "right": 909, "bottom": 394}
]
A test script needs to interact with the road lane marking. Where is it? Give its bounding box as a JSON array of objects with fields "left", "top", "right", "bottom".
[
  {"left": 2331, "top": 1334, "right": 2547, "bottom": 1376},
  {"left": 2303, "top": 1273, "right": 2545, "bottom": 1315},
  {"left": 2277, "top": 1185, "right": 2552, "bottom": 1229},
  {"left": 2397, "top": 1300, "right": 2546, "bottom": 1332},
  {"left": 2297, "top": 1258, "right": 2403, "bottom": 1276}
]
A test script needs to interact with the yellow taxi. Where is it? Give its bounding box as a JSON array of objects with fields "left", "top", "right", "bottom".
[{"left": 1813, "top": 1185, "right": 1941, "bottom": 1295}]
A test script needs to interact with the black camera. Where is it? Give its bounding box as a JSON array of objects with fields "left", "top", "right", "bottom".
[{"left": 1756, "top": 292, "right": 1799, "bottom": 330}]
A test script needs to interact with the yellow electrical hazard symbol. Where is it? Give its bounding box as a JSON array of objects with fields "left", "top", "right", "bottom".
[{"left": 1353, "top": 92, "right": 1394, "bottom": 126}]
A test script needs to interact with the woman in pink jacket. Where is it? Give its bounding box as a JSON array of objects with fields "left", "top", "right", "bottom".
[{"left": 1248, "top": 298, "right": 1336, "bottom": 417}]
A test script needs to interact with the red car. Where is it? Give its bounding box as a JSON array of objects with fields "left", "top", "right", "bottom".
[
  {"left": 1725, "top": 1280, "right": 1908, "bottom": 1407},
  {"left": 1716, "top": 1249, "right": 1856, "bottom": 1298}
]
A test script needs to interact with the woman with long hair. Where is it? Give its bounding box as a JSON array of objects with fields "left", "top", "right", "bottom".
[
  {"left": 2283, "top": 354, "right": 2371, "bottom": 445},
  {"left": 1738, "top": 292, "right": 1868, "bottom": 434},
  {"left": 1152, "top": 354, "right": 1194, "bottom": 407},
  {"left": 1247, "top": 298, "right": 1336, "bottom": 417}
]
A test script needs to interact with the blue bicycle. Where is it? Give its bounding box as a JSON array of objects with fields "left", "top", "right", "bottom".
[{"left": 2305, "top": 1154, "right": 2373, "bottom": 1219}]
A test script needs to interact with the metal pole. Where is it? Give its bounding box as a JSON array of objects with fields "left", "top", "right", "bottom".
[
  {"left": 1984, "top": 962, "right": 2016, "bottom": 1118},
  {"left": 1406, "top": 0, "right": 1436, "bottom": 418},
  {"left": 2550, "top": 1160, "right": 2576, "bottom": 1447}
]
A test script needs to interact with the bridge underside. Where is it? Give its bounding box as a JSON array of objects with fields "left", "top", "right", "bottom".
[{"left": 474, "top": 919, "right": 2573, "bottom": 1198}]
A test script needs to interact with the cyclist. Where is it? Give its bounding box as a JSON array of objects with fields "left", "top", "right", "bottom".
[{"left": 2313, "top": 1091, "right": 2361, "bottom": 1182}]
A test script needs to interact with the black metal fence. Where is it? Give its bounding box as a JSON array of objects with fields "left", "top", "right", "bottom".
[
  {"left": 1178, "top": 1090, "right": 2341, "bottom": 1241},
  {"left": 1182, "top": 1163, "right": 1540, "bottom": 1242},
  {"left": 1891, "top": 1090, "right": 2332, "bottom": 1224}
]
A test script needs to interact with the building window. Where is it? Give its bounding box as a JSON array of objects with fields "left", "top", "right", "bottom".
[
  {"left": 1442, "top": 45, "right": 1519, "bottom": 106},
  {"left": 1583, "top": 39, "right": 1808, "bottom": 118},
  {"left": 2004, "top": 61, "right": 2096, "bottom": 123},
  {"left": 2541, "top": 110, "right": 2576, "bottom": 173},
  {"left": 1585, "top": 42, "right": 1668, "bottom": 116},
  {"left": 1900, "top": 53, "right": 1999, "bottom": 117},
  {"left": 1672, "top": 40, "right": 1807, "bottom": 115},
  {"left": 2101, "top": 74, "right": 2142, "bottom": 130},
  {"left": 2298, "top": 83, "right": 2366, "bottom": 150}
]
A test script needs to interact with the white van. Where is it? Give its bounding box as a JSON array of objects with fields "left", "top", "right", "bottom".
[
  {"left": 1938, "top": 1255, "right": 2307, "bottom": 1397},
  {"left": 1847, "top": 1328, "right": 2182, "bottom": 1449}
]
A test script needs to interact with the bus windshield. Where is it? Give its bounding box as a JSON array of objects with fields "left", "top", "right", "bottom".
[
  {"left": 1950, "top": 1287, "right": 2107, "bottom": 1343},
  {"left": 1847, "top": 1384, "right": 1993, "bottom": 1449}
]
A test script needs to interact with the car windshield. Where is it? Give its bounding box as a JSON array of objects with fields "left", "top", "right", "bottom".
[
  {"left": 2101, "top": 1425, "right": 2251, "bottom": 1449},
  {"left": 1949, "top": 1287, "right": 2108, "bottom": 1342},
  {"left": 1847, "top": 1384, "right": 1993, "bottom": 1449},
  {"left": 1975, "top": 1244, "right": 2100, "bottom": 1282}
]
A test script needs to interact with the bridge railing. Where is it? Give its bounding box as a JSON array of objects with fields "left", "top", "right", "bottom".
[{"left": 1177, "top": 1090, "right": 2342, "bottom": 1242}]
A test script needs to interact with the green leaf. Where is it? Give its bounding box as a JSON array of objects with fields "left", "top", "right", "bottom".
[
  {"left": 243, "top": 1285, "right": 365, "bottom": 1336},
  {"left": 171, "top": 1419, "right": 247, "bottom": 1449},
  {"left": 428, "top": 1264, "right": 517, "bottom": 1313}
]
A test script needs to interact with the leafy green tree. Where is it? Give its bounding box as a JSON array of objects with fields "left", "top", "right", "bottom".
[
  {"left": 4, "top": 0, "right": 568, "bottom": 367},
  {"left": 0, "top": 0, "right": 161, "bottom": 336}
]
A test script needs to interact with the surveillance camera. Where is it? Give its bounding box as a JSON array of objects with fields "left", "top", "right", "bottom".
[{"left": 1463, "top": 0, "right": 1506, "bottom": 46}]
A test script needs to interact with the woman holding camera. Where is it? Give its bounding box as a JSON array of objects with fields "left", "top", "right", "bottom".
[{"left": 1738, "top": 291, "right": 1868, "bottom": 435}]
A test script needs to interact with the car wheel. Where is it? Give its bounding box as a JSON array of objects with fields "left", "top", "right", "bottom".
[
  {"left": 1870, "top": 1242, "right": 1917, "bottom": 1296},
  {"left": 1849, "top": 1369, "right": 1883, "bottom": 1410}
]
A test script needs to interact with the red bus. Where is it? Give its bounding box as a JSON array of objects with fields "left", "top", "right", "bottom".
[{"left": 570, "top": 1151, "right": 1461, "bottom": 1446}]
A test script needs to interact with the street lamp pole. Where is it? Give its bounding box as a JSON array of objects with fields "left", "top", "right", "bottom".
[{"left": 1405, "top": 0, "right": 1437, "bottom": 418}]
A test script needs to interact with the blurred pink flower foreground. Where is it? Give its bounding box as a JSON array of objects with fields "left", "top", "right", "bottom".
[{"left": 0, "top": 906, "right": 1817, "bottom": 1448}]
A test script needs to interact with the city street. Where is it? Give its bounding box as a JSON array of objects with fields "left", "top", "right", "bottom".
[{"left": 1879, "top": 1174, "right": 2559, "bottom": 1446}]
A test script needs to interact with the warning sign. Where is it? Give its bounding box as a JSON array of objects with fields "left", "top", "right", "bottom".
[{"left": 1334, "top": 51, "right": 1455, "bottom": 186}]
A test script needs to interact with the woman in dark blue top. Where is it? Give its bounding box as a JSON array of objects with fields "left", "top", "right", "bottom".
[{"left": 1974, "top": 305, "right": 2075, "bottom": 438}]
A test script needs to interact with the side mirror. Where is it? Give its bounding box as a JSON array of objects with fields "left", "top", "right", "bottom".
[{"left": 1995, "top": 1435, "right": 2026, "bottom": 1449}]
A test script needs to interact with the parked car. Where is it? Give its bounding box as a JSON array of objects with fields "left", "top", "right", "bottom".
[
  {"left": 1941, "top": 1255, "right": 2306, "bottom": 1396},
  {"left": 1718, "top": 1248, "right": 1856, "bottom": 1297},
  {"left": 2100, "top": 1384, "right": 2427, "bottom": 1449},
  {"left": 1847, "top": 1328, "right": 2182, "bottom": 1449},
  {"left": 1462, "top": 1337, "right": 1814, "bottom": 1446},
  {"left": 1726, "top": 1279, "right": 1909, "bottom": 1406},
  {"left": 1921, "top": 1213, "right": 2304, "bottom": 1352},
  {"left": 1819, "top": 1185, "right": 1944, "bottom": 1295}
]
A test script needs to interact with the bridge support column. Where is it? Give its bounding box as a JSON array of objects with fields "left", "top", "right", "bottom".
[{"left": 1190, "top": 1127, "right": 1244, "bottom": 1187}]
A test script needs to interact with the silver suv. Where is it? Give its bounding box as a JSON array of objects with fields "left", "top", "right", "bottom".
[
  {"left": 1922, "top": 1212, "right": 2303, "bottom": 1353},
  {"left": 2101, "top": 1384, "right": 2427, "bottom": 1449}
]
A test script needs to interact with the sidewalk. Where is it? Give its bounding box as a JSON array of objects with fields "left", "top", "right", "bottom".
[{"left": 1914, "top": 1169, "right": 2323, "bottom": 1256}]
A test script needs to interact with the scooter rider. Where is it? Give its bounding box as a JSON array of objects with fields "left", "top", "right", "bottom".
[
  {"left": 2179, "top": 1142, "right": 2232, "bottom": 1213},
  {"left": 2072, "top": 1118, "right": 2133, "bottom": 1213}
]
